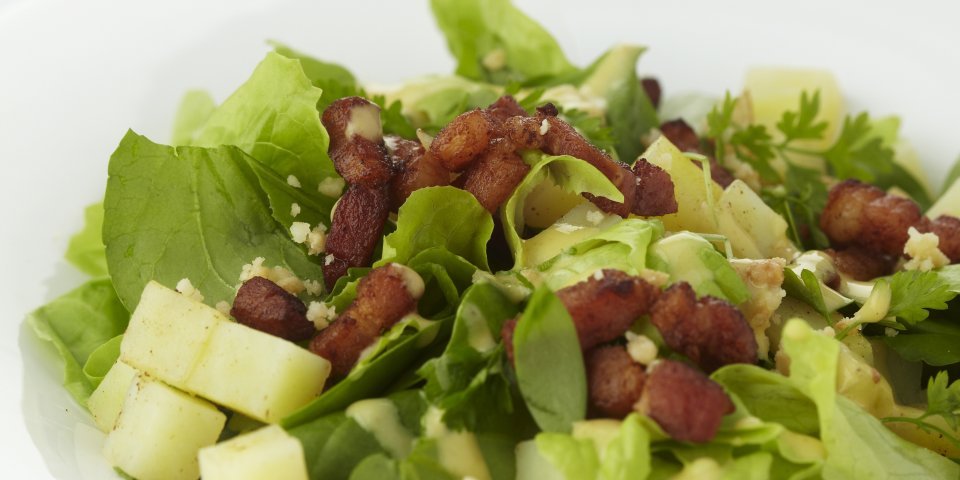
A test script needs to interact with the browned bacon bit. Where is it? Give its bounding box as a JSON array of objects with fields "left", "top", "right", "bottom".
[
  {"left": 321, "top": 185, "right": 390, "bottom": 289},
  {"left": 501, "top": 270, "right": 660, "bottom": 363},
  {"left": 919, "top": 215, "right": 960, "bottom": 262},
  {"left": 650, "top": 282, "right": 757, "bottom": 372},
  {"left": 486, "top": 95, "right": 528, "bottom": 121},
  {"left": 386, "top": 136, "right": 451, "bottom": 208},
  {"left": 310, "top": 264, "right": 424, "bottom": 379},
  {"left": 636, "top": 359, "right": 734, "bottom": 443},
  {"left": 632, "top": 159, "right": 679, "bottom": 216},
  {"left": 557, "top": 269, "right": 661, "bottom": 351},
  {"left": 231, "top": 276, "right": 314, "bottom": 341},
  {"left": 820, "top": 179, "right": 922, "bottom": 257},
  {"left": 457, "top": 139, "right": 531, "bottom": 212},
  {"left": 430, "top": 109, "right": 496, "bottom": 172},
  {"left": 658, "top": 119, "right": 735, "bottom": 188},
  {"left": 586, "top": 345, "right": 646, "bottom": 419},
  {"left": 322, "top": 97, "right": 395, "bottom": 188},
  {"left": 500, "top": 115, "right": 547, "bottom": 150},
  {"left": 640, "top": 77, "right": 662, "bottom": 109},
  {"left": 826, "top": 248, "right": 896, "bottom": 282}
]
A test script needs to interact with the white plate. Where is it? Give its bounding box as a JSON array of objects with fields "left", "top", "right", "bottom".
[{"left": 2, "top": 0, "right": 958, "bottom": 478}]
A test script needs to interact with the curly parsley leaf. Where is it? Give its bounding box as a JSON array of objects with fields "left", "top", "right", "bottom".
[
  {"left": 776, "top": 91, "right": 829, "bottom": 143},
  {"left": 888, "top": 270, "right": 957, "bottom": 325},
  {"left": 884, "top": 371, "right": 960, "bottom": 448}
]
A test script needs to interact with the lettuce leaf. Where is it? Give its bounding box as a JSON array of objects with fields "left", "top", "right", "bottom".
[
  {"left": 103, "top": 131, "right": 325, "bottom": 309},
  {"left": 649, "top": 232, "right": 749, "bottom": 304},
  {"left": 25, "top": 279, "right": 128, "bottom": 404},
  {"left": 513, "top": 286, "right": 586, "bottom": 433},
  {"left": 170, "top": 90, "right": 216, "bottom": 145},
  {"left": 780, "top": 320, "right": 959, "bottom": 478},
  {"left": 190, "top": 52, "right": 338, "bottom": 192},
  {"left": 502, "top": 151, "right": 623, "bottom": 268},
  {"left": 65, "top": 202, "right": 108, "bottom": 277},
  {"left": 271, "top": 42, "right": 360, "bottom": 112},
  {"left": 381, "top": 186, "right": 494, "bottom": 270},
  {"left": 429, "top": 0, "right": 576, "bottom": 85},
  {"left": 532, "top": 414, "right": 652, "bottom": 480},
  {"left": 383, "top": 75, "right": 502, "bottom": 131}
]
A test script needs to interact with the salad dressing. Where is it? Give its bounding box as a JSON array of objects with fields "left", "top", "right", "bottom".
[{"left": 345, "top": 398, "right": 414, "bottom": 459}]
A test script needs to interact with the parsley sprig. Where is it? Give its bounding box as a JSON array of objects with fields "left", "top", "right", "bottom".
[
  {"left": 706, "top": 91, "right": 930, "bottom": 249},
  {"left": 883, "top": 371, "right": 960, "bottom": 448},
  {"left": 888, "top": 270, "right": 958, "bottom": 325}
]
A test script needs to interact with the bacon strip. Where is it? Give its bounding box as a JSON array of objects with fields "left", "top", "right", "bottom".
[
  {"left": 386, "top": 135, "right": 451, "bottom": 209},
  {"left": 632, "top": 159, "right": 679, "bottom": 216},
  {"left": 586, "top": 345, "right": 646, "bottom": 418},
  {"left": 457, "top": 139, "right": 531, "bottom": 213},
  {"left": 430, "top": 109, "right": 495, "bottom": 172},
  {"left": 636, "top": 359, "right": 734, "bottom": 443},
  {"left": 649, "top": 282, "right": 757, "bottom": 372},
  {"left": 310, "top": 264, "right": 423, "bottom": 379},
  {"left": 231, "top": 276, "right": 314, "bottom": 341},
  {"left": 826, "top": 247, "right": 896, "bottom": 282},
  {"left": 321, "top": 97, "right": 394, "bottom": 188},
  {"left": 322, "top": 185, "right": 390, "bottom": 289},
  {"left": 640, "top": 77, "right": 662, "bottom": 109}
]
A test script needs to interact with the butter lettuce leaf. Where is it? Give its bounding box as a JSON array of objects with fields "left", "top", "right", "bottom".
[
  {"left": 170, "top": 90, "right": 216, "bottom": 145},
  {"left": 429, "top": 0, "right": 576, "bottom": 85},
  {"left": 103, "top": 131, "right": 325, "bottom": 310},
  {"left": 381, "top": 186, "right": 494, "bottom": 270},
  {"left": 190, "top": 52, "right": 338, "bottom": 191},
  {"left": 25, "top": 279, "right": 128, "bottom": 404},
  {"left": 65, "top": 202, "right": 108, "bottom": 277}
]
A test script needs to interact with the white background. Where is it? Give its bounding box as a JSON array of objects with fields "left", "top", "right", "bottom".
[{"left": 1, "top": 0, "right": 958, "bottom": 477}]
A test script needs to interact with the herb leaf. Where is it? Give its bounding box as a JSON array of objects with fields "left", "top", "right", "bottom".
[{"left": 888, "top": 270, "right": 957, "bottom": 325}]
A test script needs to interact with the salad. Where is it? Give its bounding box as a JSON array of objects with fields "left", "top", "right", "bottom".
[{"left": 24, "top": 0, "right": 960, "bottom": 479}]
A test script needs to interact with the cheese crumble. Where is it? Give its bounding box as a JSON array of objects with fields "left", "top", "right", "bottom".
[
  {"left": 903, "top": 226, "right": 949, "bottom": 272},
  {"left": 286, "top": 175, "right": 301, "bottom": 188},
  {"left": 238, "top": 257, "right": 305, "bottom": 295},
  {"left": 318, "top": 177, "right": 346, "bottom": 197},
  {"left": 290, "top": 202, "right": 301, "bottom": 217},
  {"left": 175, "top": 278, "right": 205, "bottom": 303},
  {"left": 306, "top": 301, "right": 337, "bottom": 330}
]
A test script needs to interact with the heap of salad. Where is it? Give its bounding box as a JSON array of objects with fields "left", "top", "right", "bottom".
[{"left": 27, "top": 0, "right": 960, "bottom": 479}]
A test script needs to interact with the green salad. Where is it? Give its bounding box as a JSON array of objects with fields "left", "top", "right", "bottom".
[{"left": 27, "top": 1, "right": 960, "bottom": 479}]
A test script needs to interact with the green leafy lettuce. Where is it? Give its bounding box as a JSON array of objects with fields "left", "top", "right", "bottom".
[
  {"left": 103, "top": 131, "right": 325, "bottom": 309},
  {"left": 65, "top": 202, "right": 108, "bottom": 277},
  {"left": 429, "top": 0, "right": 576, "bottom": 85},
  {"left": 26, "top": 279, "right": 128, "bottom": 404},
  {"left": 170, "top": 90, "right": 216, "bottom": 145}
]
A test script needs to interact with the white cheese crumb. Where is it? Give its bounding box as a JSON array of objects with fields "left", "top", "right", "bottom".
[
  {"left": 306, "top": 224, "right": 328, "bottom": 256},
  {"left": 306, "top": 301, "right": 337, "bottom": 330},
  {"left": 481, "top": 48, "right": 507, "bottom": 71},
  {"left": 238, "top": 257, "right": 305, "bottom": 295},
  {"left": 215, "top": 301, "right": 231, "bottom": 315},
  {"left": 383, "top": 135, "right": 399, "bottom": 153},
  {"left": 289, "top": 222, "right": 311, "bottom": 243},
  {"left": 554, "top": 223, "right": 582, "bottom": 234},
  {"left": 304, "top": 279, "right": 323, "bottom": 297},
  {"left": 625, "top": 331, "right": 658, "bottom": 365},
  {"left": 592, "top": 270, "right": 605, "bottom": 281},
  {"left": 324, "top": 254, "right": 336, "bottom": 266},
  {"left": 345, "top": 103, "right": 383, "bottom": 142},
  {"left": 318, "top": 177, "right": 346, "bottom": 197},
  {"left": 539, "top": 118, "right": 551, "bottom": 135},
  {"left": 175, "top": 278, "right": 204, "bottom": 303},
  {"left": 903, "top": 226, "right": 949, "bottom": 272},
  {"left": 585, "top": 210, "right": 604, "bottom": 226},
  {"left": 286, "top": 174, "right": 301, "bottom": 188},
  {"left": 290, "top": 202, "right": 301, "bottom": 218},
  {"left": 884, "top": 327, "right": 900, "bottom": 338}
]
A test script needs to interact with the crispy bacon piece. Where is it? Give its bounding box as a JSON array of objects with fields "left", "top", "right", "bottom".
[
  {"left": 501, "top": 270, "right": 660, "bottom": 362},
  {"left": 322, "top": 185, "right": 390, "bottom": 289},
  {"left": 636, "top": 359, "right": 734, "bottom": 443},
  {"left": 458, "top": 140, "right": 531, "bottom": 212},
  {"left": 827, "top": 248, "right": 896, "bottom": 282},
  {"left": 659, "top": 119, "right": 735, "bottom": 188},
  {"left": 486, "top": 95, "right": 528, "bottom": 121},
  {"left": 500, "top": 115, "right": 546, "bottom": 150},
  {"left": 640, "top": 77, "right": 662, "bottom": 109},
  {"left": 322, "top": 97, "right": 394, "bottom": 187},
  {"left": 650, "top": 282, "right": 757, "bottom": 372},
  {"left": 586, "top": 345, "right": 646, "bottom": 418},
  {"left": 920, "top": 215, "right": 960, "bottom": 263},
  {"left": 230, "top": 276, "right": 314, "bottom": 341},
  {"left": 820, "top": 180, "right": 922, "bottom": 257},
  {"left": 632, "top": 159, "right": 679, "bottom": 216},
  {"left": 386, "top": 135, "right": 451, "bottom": 208},
  {"left": 430, "top": 109, "right": 495, "bottom": 172},
  {"left": 310, "top": 264, "right": 423, "bottom": 379}
]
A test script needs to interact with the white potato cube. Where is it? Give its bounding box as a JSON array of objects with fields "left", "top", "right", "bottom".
[
  {"left": 185, "top": 320, "right": 331, "bottom": 423},
  {"left": 87, "top": 360, "right": 138, "bottom": 432},
  {"left": 199, "top": 425, "right": 308, "bottom": 480},
  {"left": 103, "top": 375, "right": 225, "bottom": 480},
  {"left": 120, "top": 281, "right": 223, "bottom": 384}
]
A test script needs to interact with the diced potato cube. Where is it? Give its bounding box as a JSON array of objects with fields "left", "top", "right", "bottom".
[
  {"left": 185, "top": 320, "right": 331, "bottom": 423},
  {"left": 87, "top": 360, "right": 138, "bottom": 432},
  {"left": 199, "top": 425, "right": 308, "bottom": 480},
  {"left": 644, "top": 136, "right": 723, "bottom": 234},
  {"left": 120, "top": 281, "right": 223, "bottom": 384},
  {"left": 716, "top": 180, "right": 796, "bottom": 259},
  {"left": 103, "top": 375, "right": 225, "bottom": 480}
]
